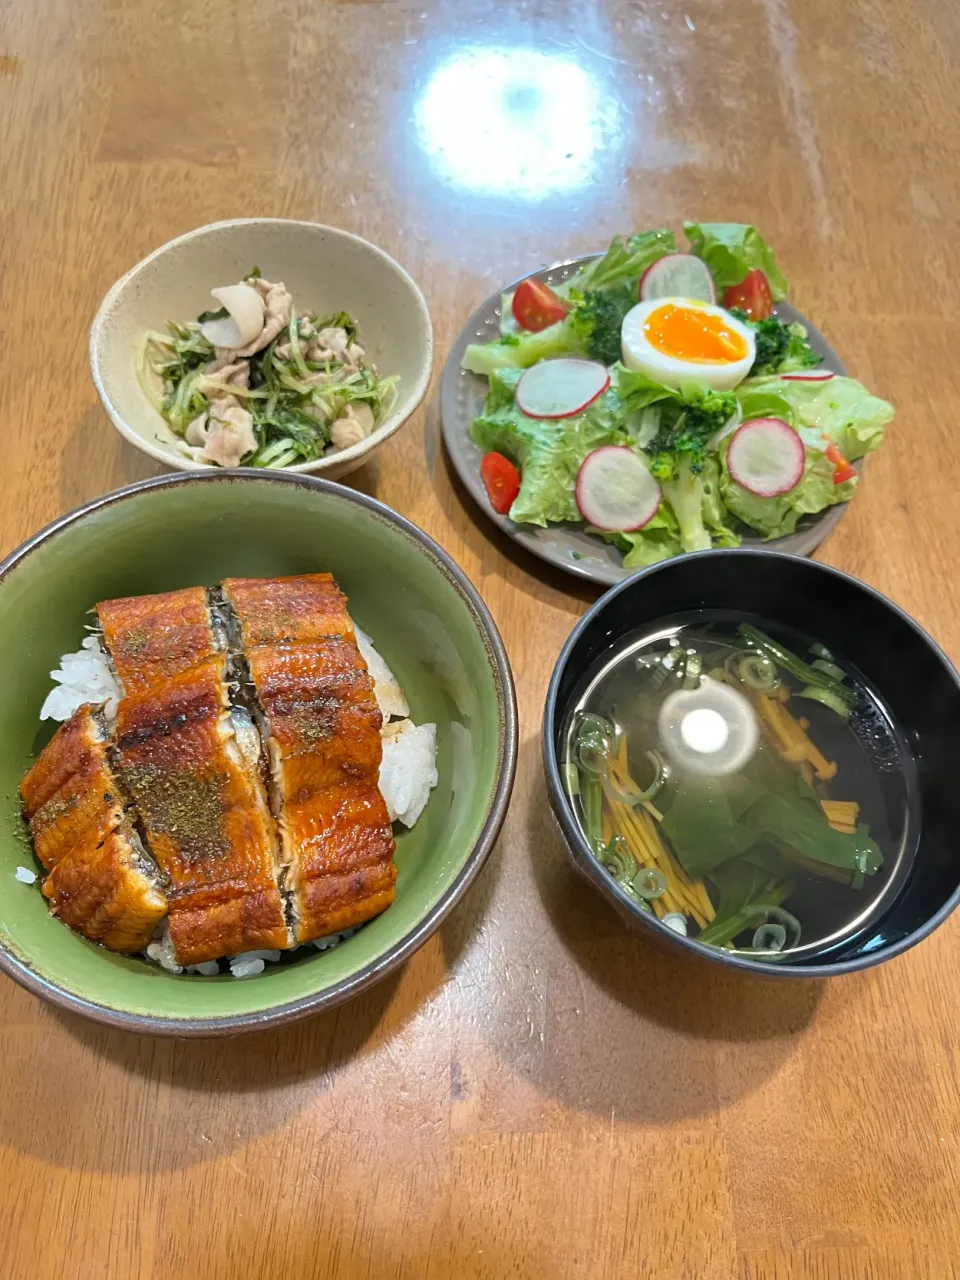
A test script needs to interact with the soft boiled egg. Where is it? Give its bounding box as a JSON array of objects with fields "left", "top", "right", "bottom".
[{"left": 621, "top": 298, "right": 755, "bottom": 392}]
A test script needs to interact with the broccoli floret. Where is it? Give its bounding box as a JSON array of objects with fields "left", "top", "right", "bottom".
[
  {"left": 661, "top": 459, "right": 711, "bottom": 553},
  {"left": 642, "top": 387, "right": 738, "bottom": 553},
  {"left": 566, "top": 286, "right": 635, "bottom": 365},
  {"left": 748, "top": 318, "right": 790, "bottom": 375},
  {"left": 780, "top": 323, "right": 822, "bottom": 373},
  {"left": 730, "top": 309, "right": 822, "bottom": 377},
  {"left": 647, "top": 387, "right": 738, "bottom": 479},
  {"left": 461, "top": 284, "right": 635, "bottom": 376},
  {"left": 617, "top": 373, "right": 741, "bottom": 552}
]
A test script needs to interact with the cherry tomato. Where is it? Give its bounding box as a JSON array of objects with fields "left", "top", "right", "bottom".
[
  {"left": 723, "top": 269, "right": 774, "bottom": 320},
  {"left": 824, "top": 442, "right": 857, "bottom": 485},
  {"left": 512, "top": 279, "right": 569, "bottom": 332},
  {"left": 480, "top": 452, "right": 521, "bottom": 514}
]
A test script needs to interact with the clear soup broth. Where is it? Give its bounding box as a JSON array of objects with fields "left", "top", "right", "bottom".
[{"left": 562, "top": 613, "right": 918, "bottom": 964}]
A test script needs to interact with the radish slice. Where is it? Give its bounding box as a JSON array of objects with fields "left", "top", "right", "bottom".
[
  {"left": 575, "top": 447, "right": 662, "bottom": 531},
  {"left": 516, "top": 359, "right": 610, "bottom": 419},
  {"left": 781, "top": 369, "right": 835, "bottom": 382},
  {"left": 726, "top": 418, "right": 805, "bottom": 498},
  {"left": 638, "top": 254, "right": 716, "bottom": 304},
  {"left": 200, "top": 283, "right": 265, "bottom": 349}
]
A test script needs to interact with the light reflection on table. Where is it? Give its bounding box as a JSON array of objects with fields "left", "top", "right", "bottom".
[{"left": 413, "top": 46, "right": 625, "bottom": 200}]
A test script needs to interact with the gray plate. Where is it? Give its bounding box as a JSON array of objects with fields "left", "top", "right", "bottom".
[{"left": 440, "top": 254, "right": 850, "bottom": 587}]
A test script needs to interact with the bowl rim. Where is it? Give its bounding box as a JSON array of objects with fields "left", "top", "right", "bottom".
[
  {"left": 89, "top": 217, "right": 435, "bottom": 475},
  {"left": 543, "top": 547, "right": 960, "bottom": 978},
  {"left": 0, "top": 469, "right": 517, "bottom": 1035}
]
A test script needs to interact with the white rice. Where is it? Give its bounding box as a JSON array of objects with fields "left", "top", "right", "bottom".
[
  {"left": 144, "top": 922, "right": 357, "bottom": 977},
  {"left": 229, "top": 950, "right": 281, "bottom": 978},
  {"left": 356, "top": 627, "right": 410, "bottom": 720},
  {"left": 14, "top": 866, "right": 37, "bottom": 884},
  {"left": 379, "top": 720, "right": 439, "bottom": 827},
  {"left": 39, "top": 625, "right": 439, "bottom": 978},
  {"left": 40, "top": 635, "right": 121, "bottom": 723}
]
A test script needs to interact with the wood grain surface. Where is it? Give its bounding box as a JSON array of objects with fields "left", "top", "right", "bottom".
[{"left": 1, "top": 0, "right": 959, "bottom": 1276}]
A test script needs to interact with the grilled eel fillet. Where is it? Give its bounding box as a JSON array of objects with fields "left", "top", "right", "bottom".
[
  {"left": 222, "top": 574, "right": 396, "bottom": 944},
  {"left": 19, "top": 707, "right": 167, "bottom": 953},
  {"left": 99, "top": 587, "right": 289, "bottom": 965}
]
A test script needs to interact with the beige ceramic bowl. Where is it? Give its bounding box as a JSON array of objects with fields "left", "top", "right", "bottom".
[{"left": 90, "top": 219, "right": 434, "bottom": 478}]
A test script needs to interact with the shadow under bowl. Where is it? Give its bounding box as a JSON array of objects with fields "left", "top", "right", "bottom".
[
  {"left": 0, "top": 471, "right": 516, "bottom": 1034},
  {"left": 543, "top": 549, "right": 960, "bottom": 977}
]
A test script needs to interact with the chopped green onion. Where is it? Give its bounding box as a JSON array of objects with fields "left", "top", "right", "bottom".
[
  {"left": 682, "top": 653, "right": 703, "bottom": 689},
  {"left": 734, "top": 651, "right": 779, "bottom": 691},
  {"left": 633, "top": 867, "right": 667, "bottom": 900},
  {"left": 810, "top": 657, "right": 846, "bottom": 682},
  {"left": 737, "top": 624, "right": 855, "bottom": 709},
  {"left": 796, "top": 684, "right": 852, "bottom": 719},
  {"left": 561, "top": 759, "right": 580, "bottom": 798},
  {"left": 649, "top": 648, "right": 685, "bottom": 689}
]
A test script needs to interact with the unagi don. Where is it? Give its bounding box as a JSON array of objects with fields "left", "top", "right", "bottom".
[
  {"left": 98, "top": 587, "right": 289, "bottom": 965},
  {"left": 20, "top": 575, "right": 399, "bottom": 965},
  {"left": 222, "top": 574, "right": 396, "bottom": 944},
  {"left": 20, "top": 707, "right": 167, "bottom": 953}
]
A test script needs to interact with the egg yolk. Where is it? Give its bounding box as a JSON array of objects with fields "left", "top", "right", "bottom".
[{"left": 643, "top": 304, "right": 748, "bottom": 365}]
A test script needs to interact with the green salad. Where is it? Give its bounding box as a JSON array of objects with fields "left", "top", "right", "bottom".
[
  {"left": 140, "top": 269, "right": 397, "bottom": 469},
  {"left": 463, "top": 223, "right": 893, "bottom": 567}
]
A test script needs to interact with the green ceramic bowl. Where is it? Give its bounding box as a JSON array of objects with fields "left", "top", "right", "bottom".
[{"left": 0, "top": 472, "right": 517, "bottom": 1035}]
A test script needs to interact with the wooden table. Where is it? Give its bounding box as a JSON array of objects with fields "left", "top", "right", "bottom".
[{"left": 2, "top": 1, "right": 959, "bottom": 1275}]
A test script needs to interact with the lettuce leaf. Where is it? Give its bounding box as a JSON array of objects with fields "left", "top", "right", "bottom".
[
  {"left": 720, "top": 447, "right": 854, "bottom": 540},
  {"left": 577, "top": 229, "right": 677, "bottom": 291},
  {"left": 700, "top": 457, "right": 741, "bottom": 546},
  {"left": 601, "top": 505, "right": 683, "bottom": 568},
  {"left": 496, "top": 229, "right": 675, "bottom": 339},
  {"left": 483, "top": 367, "right": 524, "bottom": 413},
  {"left": 735, "top": 381, "right": 797, "bottom": 426},
  {"left": 746, "top": 375, "right": 893, "bottom": 461},
  {"left": 470, "top": 391, "right": 625, "bottom": 527},
  {"left": 725, "top": 373, "right": 891, "bottom": 536},
  {"left": 615, "top": 366, "right": 681, "bottom": 408},
  {"left": 683, "top": 222, "right": 789, "bottom": 301}
]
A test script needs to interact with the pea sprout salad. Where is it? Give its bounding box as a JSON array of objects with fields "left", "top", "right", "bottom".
[{"left": 138, "top": 268, "right": 398, "bottom": 469}]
